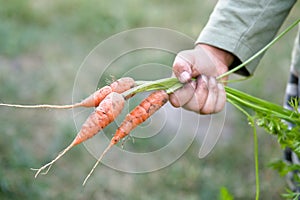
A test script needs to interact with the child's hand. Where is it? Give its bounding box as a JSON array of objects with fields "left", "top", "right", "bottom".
[{"left": 169, "top": 44, "right": 233, "bottom": 114}]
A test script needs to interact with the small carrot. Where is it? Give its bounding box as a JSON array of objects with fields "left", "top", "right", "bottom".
[
  {"left": 82, "top": 90, "right": 169, "bottom": 185},
  {"left": 0, "top": 77, "right": 135, "bottom": 109},
  {"left": 31, "top": 92, "right": 125, "bottom": 177},
  {"left": 112, "top": 90, "right": 169, "bottom": 144},
  {"left": 79, "top": 77, "right": 135, "bottom": 107}
]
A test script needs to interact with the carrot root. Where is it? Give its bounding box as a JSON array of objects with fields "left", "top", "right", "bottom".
[
  {"left": 31, "top": 92, "right": 125, "bottom": 178},
  {"left": 82, "top": 143, "right": 114, "bottom": 186},
  {"left": 0, "top": 77, "right": 135, "bottom": 110},
  {"left": 0, "top": 103, "right": 81, "bottom": 109},
  {"left": 31, "top": 141, "right": 76, "bottom": 178},
  {"left": 121, "top": 134, "right": 134, "bottom": 149}
]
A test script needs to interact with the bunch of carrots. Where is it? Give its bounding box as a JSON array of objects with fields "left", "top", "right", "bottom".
[
  {"left": 2, "top": 73, "right": 299, "bottom": 187},
  {"left": 0, "top": 77, "right": 173, "bottom": 185}
]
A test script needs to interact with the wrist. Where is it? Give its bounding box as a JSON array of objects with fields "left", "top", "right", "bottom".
[{"left": 195, "top": 43, "right": 234, "bottom": 70}]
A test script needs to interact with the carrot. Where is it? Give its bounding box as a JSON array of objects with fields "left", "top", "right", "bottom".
[
  {"left": 31, "top": 92, "right": 125, "bottom": 177},
  {"left": 82, "top": 90, "right": 169, "bottom": 185},
  {"left": 0, "top": 77, "right": 135, "bottom": 109},
  {"left": 79, "top": 77, "right": 135, "bottom": 107}
]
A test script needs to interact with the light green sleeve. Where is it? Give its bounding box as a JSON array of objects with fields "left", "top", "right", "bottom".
[{"left": 196, "top": 0, "right": 297, "bottom": 75}]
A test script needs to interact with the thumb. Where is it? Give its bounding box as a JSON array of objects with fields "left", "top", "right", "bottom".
[{"left": 172, "top": 50, "right": 195, "bottom": 83}]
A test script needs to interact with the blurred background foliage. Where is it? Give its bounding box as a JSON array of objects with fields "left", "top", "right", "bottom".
[{"left": 0, "top": 0, "right": 299, "bottom": 199}]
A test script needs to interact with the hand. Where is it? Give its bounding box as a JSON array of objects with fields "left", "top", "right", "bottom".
[{"left": 169, "top": 44, "right": 234, "bottom": 114}]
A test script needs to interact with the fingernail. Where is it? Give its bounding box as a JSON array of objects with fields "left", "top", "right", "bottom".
[
  {"left": 209, "top": 77, "right": 216, "bottom": 86},
  {"left": 179, "top": 71, "right": 191, "bottom": 83},
  {"left": 217, "top": 83, "right": 224, "bottom": 90},
  {"left": 201, "top": 75, "right": 208, "bottom": 84},
  {"left": 189, "top": 80, "right": 197, "bottom": 90}
]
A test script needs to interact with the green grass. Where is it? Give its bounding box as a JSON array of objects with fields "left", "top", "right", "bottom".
[{"left": 0, "top": 1, "right": 299, "bottom": 199}]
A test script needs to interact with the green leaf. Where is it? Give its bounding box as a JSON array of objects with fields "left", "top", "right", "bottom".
[{"left": 219, "top": 187, "right": 234, "bottom": 200}]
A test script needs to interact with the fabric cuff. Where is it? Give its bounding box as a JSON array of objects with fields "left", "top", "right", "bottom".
[{"left": 196, "top": 26, "right": 264, "bottom": 76}]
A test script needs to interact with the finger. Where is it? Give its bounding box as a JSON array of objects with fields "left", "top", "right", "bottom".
[
  {"left": 214, "top": 83, "right": 226, "bottom": 113},
  {"left": 200, "top": 77, "right": 220, "bottom": 114},
  {"left": 169, "top": 81, "right": 196, "bottom": 107},
  {"left": 191, "top": 47, "right": 217, "bottom": 77},
  {"left": 172, "top": 50, "right": 194, "bottom": 83},
  {"left": 183, "top": 75, "right": 209, "bottom": 112}
]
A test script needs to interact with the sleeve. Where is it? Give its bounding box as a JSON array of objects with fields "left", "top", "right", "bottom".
[{"left": 196, "top": 0, "right": 297, "bottom": 76}]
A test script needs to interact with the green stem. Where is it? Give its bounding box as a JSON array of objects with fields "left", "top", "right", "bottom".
[
  {"left": 226, "top": 91, "right": 299, "bottom": 124},
  {"left": 225, "top": 87, "right": 294, "bottom": 117},
  {"left": 222, "top": 75, "right": 253, "bottom": 84},
  {"left": 227, "top": 99, "right": 260, "bottom": 200},
  {"left": 166, "top": 82, "right": 184, "bottom": 94},
  {"left": 227, "top": 98, "right": 252, "bottom": 120},
  {"left": 218, "top": 18, "right": 300, "bottom": 79},
  {"left": 253, "top": 119, "right": 260, "bottom": 200},
  {"left": 122, "top": 77, "right": 178, "bottom": 97}
]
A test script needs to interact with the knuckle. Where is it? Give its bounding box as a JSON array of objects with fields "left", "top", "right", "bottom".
[
  {"left": 200, "top": 107, "right": 214, "bottom": 114},
  {"left": 169, "top": 94, "right": 180, "bottom": 108}
]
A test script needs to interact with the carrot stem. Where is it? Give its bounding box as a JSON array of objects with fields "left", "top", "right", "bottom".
[{"left": 122, "top": 77, "right": 179, "bottom": 97}]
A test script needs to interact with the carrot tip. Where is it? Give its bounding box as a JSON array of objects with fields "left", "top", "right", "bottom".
[
  {"left": 82, "top": 143, "right": 114, "bottom": 186},
  {"left": 30, "top": 163, "right": 53, "bottom": 178},
  {"left": 0, "top": 103, "right": 78, "bottom": 109},
  {"left": 31, "top": 143, "right": 75, "bottom": 178}
]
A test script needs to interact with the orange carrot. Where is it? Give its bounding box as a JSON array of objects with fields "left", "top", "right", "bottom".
[
  {"left": 0, "top": 77, "right": 135, "bottom": 109},
  {"left": 112, "top": 90, "right": 169, "bottom": 144},
  {"left": 31, "top": 92, "right": 125, "bottom": 177},
  {"left": 82, "top": 90, "right": 169, "bottom": 185},
  {"left": 79, "top": 77, "right": 135, "bottom": 108}
]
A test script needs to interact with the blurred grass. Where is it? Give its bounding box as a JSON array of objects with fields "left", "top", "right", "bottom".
[{"left": 0, "top": 0, "right": 299, "bottom": 199}]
